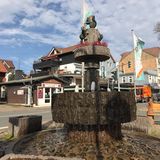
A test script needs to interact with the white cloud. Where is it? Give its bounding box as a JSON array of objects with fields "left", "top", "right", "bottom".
[
  {"left": 0, "top": 0, "right": 160, "bottom": 63},
  {"left": 0, "top": 0, "right": 42, "bottom": 24},
  {"left": 0, "top": 27, "right": 78, "bottom": 47}
]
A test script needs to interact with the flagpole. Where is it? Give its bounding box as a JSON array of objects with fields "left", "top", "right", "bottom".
[
  {"left": 81, "top": 0, "right": 85, "bottom": 92},
  {"left": 131, "top": 29, "right": 137, "bottom": 101},
  {"left": 81, "top": 0, "right": 84, "bottom": 26}
]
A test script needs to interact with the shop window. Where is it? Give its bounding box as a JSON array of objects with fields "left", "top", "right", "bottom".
[
  {"left": 1, "top": 86, "right": 6, "bottom": 98},
  {"left": 45, "top": 88, "right": 50, "bottom": 103}
]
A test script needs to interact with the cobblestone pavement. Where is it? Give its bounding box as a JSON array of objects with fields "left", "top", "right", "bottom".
[{"left": 0, "top": 103, "right": 160, "bottom": 159}]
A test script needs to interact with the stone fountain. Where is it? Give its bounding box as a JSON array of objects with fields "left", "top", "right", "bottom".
[
  {"left": 51, "top": 15, "right": 136, "bottom": 158},
  {"left": 9, "top": 15, "right": 160, "bottom": 160}
]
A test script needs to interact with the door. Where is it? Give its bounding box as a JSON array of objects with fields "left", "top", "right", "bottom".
[{"left": 37, "top": 87, "right": 51, "bottom": 107}]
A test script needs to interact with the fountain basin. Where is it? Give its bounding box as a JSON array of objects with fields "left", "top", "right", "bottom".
[
  {"left": 52, "top": 91, "right": 136, "bottom": 125},
  {"left": 12, "top": 129, "right": 160, "bottom": 160},
  {"left": 74, "top": 45, "right": 110, "bottom": 62}
]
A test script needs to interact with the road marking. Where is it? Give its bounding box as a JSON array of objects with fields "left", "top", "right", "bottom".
[{"left": 0, "top": 111, "right": 50, "bottom": 118}]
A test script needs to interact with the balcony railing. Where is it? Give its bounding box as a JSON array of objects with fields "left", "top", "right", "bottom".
[{"left": 33, "top": 60, "right": 60, "bottom": 70}]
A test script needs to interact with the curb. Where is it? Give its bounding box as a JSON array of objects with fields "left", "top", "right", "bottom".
[{"left": 0, "top": 153, "right": 84, "bottom": 160}]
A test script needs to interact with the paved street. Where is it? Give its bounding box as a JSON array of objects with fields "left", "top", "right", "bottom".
[
  {"left": 0, "top": 103, "right": 148, "bottom": 129},
  {"left": 0, "top": 104, "right": 52, "bottom": 129}
]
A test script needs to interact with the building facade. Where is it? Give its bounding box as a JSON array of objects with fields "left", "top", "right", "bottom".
[
  {"left": 0, "top": 59, "right": 15, "bottom": 82},
  {"left": 119, "top": 47, "right": 160, "bottom": 86},
  {"left": 33, "top": 44, "right": 115, "bottom": 91},
  {"left": 0, "top": 75, "right": 65, "bottom": 106},
  {"left": 100, "top": 56, "right": 116, "bottom": 79}
]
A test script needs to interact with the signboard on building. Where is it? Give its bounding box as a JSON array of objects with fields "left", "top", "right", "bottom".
[
  {"left": 17, "top": 90, "right": 24, "bottom": 95},
  {"left": 42, "top": 83, "right": 61, "bottom": 88},
  {"left": 38, "top": 89, "right": 43, "bottom": 99}
]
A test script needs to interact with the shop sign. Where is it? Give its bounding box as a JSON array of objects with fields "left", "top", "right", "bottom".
[
  {"left": 38, "top": 89, "right": 43, "bottom": 99},
  {"left": 17, "top": 90, "right": 24, "bottom": 95},
  {"left": 42, "top": 83, "right": 61, "bottom": 88}
]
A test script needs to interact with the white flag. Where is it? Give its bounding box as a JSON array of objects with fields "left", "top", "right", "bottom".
[
  {"left": 82, "top": 0, "right": 92, "bottom": 26},
  {"left": 133, "top": 31, "right": 145, "bottom": 80}
]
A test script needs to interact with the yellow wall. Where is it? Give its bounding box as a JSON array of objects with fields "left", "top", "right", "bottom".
[{"left": 119, "top": 51, "right": 157, "bottom": 74}]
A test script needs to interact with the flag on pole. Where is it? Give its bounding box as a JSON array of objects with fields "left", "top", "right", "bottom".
[
  {"left": 82, "top": 0, "right": 92, "bottom": 26},
  {"left": 133, "top": 31, "right": 145, "bottom": 81}
]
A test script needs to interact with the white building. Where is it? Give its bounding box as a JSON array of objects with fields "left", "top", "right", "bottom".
[{"left": 99, "top": 56, "right": 116, "bottom": 79}]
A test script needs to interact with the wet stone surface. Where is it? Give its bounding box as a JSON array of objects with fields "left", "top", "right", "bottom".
[{"left": 14, "top": 129, "right": 160, "bottom": 160}]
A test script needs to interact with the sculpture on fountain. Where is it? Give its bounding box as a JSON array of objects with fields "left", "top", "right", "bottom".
[
  {"left": 75, "top": 15, "right": 110, "bottom": 91},
  {"left": 80, "top": 15, "right": 103, "bottom": 42}
]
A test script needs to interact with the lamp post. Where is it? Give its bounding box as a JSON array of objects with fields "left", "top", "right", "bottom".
[{"left": 116, "top": 62, "right": 120, "bottom": 92}]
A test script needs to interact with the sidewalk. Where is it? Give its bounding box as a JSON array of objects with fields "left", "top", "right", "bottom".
[
  {"left": 0, "top": 104, "right": 25, "bottom": 113},
  {"left": 0, "top": 104, "right": 50, "bottom": 112},
  {"left": 0, "top": 104, "right": 52, "bottom": 129}
]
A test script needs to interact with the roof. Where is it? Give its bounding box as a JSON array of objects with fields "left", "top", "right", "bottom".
[
  {"left": 121, "top": 47, "right": 160, "bottom": 60},
  {"left": 41, "top": 44, "right": 115, "bottom": 63},
  {"left": 59, "top": 74, "right": 81, "bottom": 78},
  {"left": 109, "top": 54, "right": 116, "bottom": 63},
  {"left": 0, "top": 61, "right": 7, "bottom": 73},
  {"left": 0, "top": 74, "right": 68, "bottom": 85},
  {"left": 41, "top": 45, "right": 79, "bottom": 61},
  {"left": 55, "top": 45, "right": 78, "bottom": 54},
  {"left": 0, "top": 59, "right": 15, "bottom": 69},
  {"left": 143, "top": 47, "right": 160, "bottom": 57},
  {"left": 121, "top": 52, "right": 130, "bottom": 59}
]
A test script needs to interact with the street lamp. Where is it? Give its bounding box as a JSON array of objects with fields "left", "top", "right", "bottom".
[{"left": 116, "top": 62, "right": 120, "bottom": 92}]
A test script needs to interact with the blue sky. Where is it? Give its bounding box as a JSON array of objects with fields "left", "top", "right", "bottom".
[{"left": 0, "top": 0, "right": 160, "bottom": 74}]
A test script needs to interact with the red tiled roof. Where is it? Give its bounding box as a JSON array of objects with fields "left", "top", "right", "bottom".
[
  {"left": 121, "top": 47, "right": 160, "bottom": 60},
  {"left": 41, "top": 45, "right": 79, "bottom": 61},
  {"left": 41, "top": 44, "right": 116, "bottom": 62},
  {"left": 0, "top": 61, "right": 7, "bottom": 73},
  {"left": 143, "top": 47, "right": 160, "bottom": 57},
  {"left": 0, "top": 59, "right": 15, "bottom": 69}
]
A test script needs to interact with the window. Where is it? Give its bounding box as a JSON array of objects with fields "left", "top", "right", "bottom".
[
  {"left": 128, "top": 61, "right": 131, "bottom": 68},
  {"left": 101, "top": 66, "right": 105, "bottom": 78},
  {"left": 1, "top": 86, "right": 6, "bottom": 98},
  {"left": 122, "top": 76, "right": 126, "bottom": 83},
  {"left": 75, "top": 63, "right": 82, "bottom": 69},
  {"left": 129, "top": 76, "right": 133, "bottom": 83},
  {"left": 148, "top": 75, "right": 152, "bottom": 82},
  {"left": 158, "top": 58, "right": 160, "bottom": 65}
]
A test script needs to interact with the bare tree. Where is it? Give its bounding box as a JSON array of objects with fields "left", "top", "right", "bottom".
[{"left": 154, "top": 22, "right": 160, "bottom": 40}]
